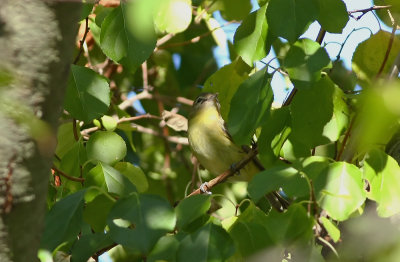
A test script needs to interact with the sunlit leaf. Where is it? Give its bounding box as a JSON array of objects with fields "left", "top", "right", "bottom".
[
  {"left": 85, "top": 163, "right": 136, "bottom": 196},
  {"left": 100, "top": 5, "right": 156, "bottom": 71},
  {"left": 233, "top": 4, "right": 273, "bottom": 66},
  {"left": 64, "top": 65, "right": 110, "bottom": 122},
  {"left": 153, "top": 0, "right": 192, "bottom": 34},
  {"left": 86, "top": 131, "right": 127, "bottom": 165},
  {"left": 352, "top": 30, "right": 400, "bottom": 80},
  {"left": 315, "top": 162, "right": 366, "bottom": 221},
  {"left": 114, "top": 162, "right": 149, "bottom": 193},
  {"left": 320, "top": 217, "right": 340, "bottom": 243}
]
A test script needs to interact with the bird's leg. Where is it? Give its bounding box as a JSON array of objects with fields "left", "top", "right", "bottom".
[{"left": 230, "top": 163, "right": 241, "bottom": 176}]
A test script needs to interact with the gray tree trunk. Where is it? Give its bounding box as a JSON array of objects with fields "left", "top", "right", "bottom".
[{"left": 0, "top": 1, "right": 81, "bottom": 261}]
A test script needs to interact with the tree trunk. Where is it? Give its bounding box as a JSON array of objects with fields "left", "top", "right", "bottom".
[{"left": 0, "top": 1, "right": 81, "bottom": 261}]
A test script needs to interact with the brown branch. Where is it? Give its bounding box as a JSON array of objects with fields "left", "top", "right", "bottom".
[
  {"left": 73, "top": 17, "right": 90, "bottom": 64},
  {"left": 52, "top": 166, "right": 85, "bottom": 182},
  {"left": 187, "top": 148, "right": 258, "bottom": 197},
  {"left": 336, "top": 115, "right": 356, "bottom": 161},
  {"left": 119, "top": 91, "right": 193, "bottom": 110},
  {"left": 348, "top": 5, "right": 392, "bottom": 21},
  {"left": 376, "top": 21, "right": 398, "bottom": 78}
]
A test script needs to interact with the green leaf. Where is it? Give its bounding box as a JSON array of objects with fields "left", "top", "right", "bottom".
[
  {"left": 258, "top": 107, "right": 291, "bottom": 166},
  {"left": 55, "top": 122, "right": 81, "bottom": 158},
  {"left": 203, "top": 58, "right": 251, "bottom": 120},
  {"left": 217, "top": 0, "right": 252, "bottom": 21},
  {"left": 40, "top": 190, "right": 86, "bottom": 252},
  {"left": 352, "top": 30, "right": 400, "bottom": 80},
  {"left": 64, "top": 65, "right": 110, "bottom": 123},
  {"left": 248, "top": 166, "right": 309, "bottom": 202},
  {"left": 100, "top": 5, "right": 156, "bottom": 71},
  {"left": 290, "top": 77, "right": 349, "bottom": 148},
  {"left": 148, "top": 235, "right": 180, "bottom": 262},
  {"left": 315, "top": 162, "right": 366, "bottom": 221},
  {"left": 153, "top": 0, "right": 192, "bottom": 34},
  {"left": 265, "top": 204, "right": 314, "bottom": 245},
  {"left": 83, "top": 194, "right": 115, "bottom": 232},
  {"left": 70, "top": 232, "right": 113, "bottom": 262},
  {"left": 85, "top": 163, "right": 137, "bottom": 196},
  {"left": 233, "top": 4, "right": 273, "bottom": 66},
  {"left": 101, "top": 115, "right": 117, "bottom": 131},
  {"left": 320, "top": 217, "right": 340, "bottom": 243},
  {"left": 364, "top": 149, "right": 400, "bottom": 217},
  {"left": 176, "top": 195, "right": 211, "bottom": 232},
  {"left": 228, "top": 67, "right": 273, "bottom": 145},
  {"left": 316, "top": 0, "right": 348, "bottom": 33},
  {"left": 107, "top": 194, "right": 176, "bottom": 254},
  {"left": 228, "top": 202, "right": 274, "bottom": 257},
  {"left": 114, "top": 162, "right": 149, "bottom": 193},
  {"left": 58, "top": 141, "right": 86, "bottom": 193},
  {"left": 328, "top": 60, "right": 357, "bottom": 92},
  {"left": 267, "top": 0, "right": 318, "bottom": 42},
  {"left": 177, "top": 222, "right": 235, "bottom": 262},
  {"left": 283, "top": 38, "right": 330, "bottom": 88},
  {"left": 86, "top": 131, "right": 127, "bottom": 165}
]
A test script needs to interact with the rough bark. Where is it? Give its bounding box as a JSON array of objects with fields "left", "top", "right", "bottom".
[{"left": 0, "top": 1, "right": 81, "bottom": 261}]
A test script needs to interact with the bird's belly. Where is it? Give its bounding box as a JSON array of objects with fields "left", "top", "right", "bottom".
[{"left": 188, "top": 119, "right": 249, "bottom": 176}]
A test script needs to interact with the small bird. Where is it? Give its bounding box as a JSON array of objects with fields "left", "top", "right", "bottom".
[{"left": 187, "top": 93, "right": 288, "bottom": 211}]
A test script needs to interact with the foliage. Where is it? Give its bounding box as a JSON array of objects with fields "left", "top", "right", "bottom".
[{"left": 40, "top": 0, "right": 400, "bottom": 261}]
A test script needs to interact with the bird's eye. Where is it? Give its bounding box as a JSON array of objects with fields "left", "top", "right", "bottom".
[{"left": 195, "top": 97, "right": 205, "bottom": 105}]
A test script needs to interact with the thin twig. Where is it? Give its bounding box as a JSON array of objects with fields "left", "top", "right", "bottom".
[
  {"left": 119, "top": 91, "right": 193, "bottom": 110},
  {"left": 187, "top": 149, "right": 258, "bottom": 197},
  {"left": 376, "top": 21, "right": 398, "bottom": 78},
  {"left": 52, "top": 166, "right": 85, "bottom": 182},
  {"left": 336, "top": 116, "right": 356, "bottom": 161},
  {"left": 141, "top": 61, "right": 149, "bottom": 92},
  {"left": 73, "top": 17, "right": 90, "bottom": 64},
  {"left": 348, "top": 5, "right": 391, "bottom": 21}
]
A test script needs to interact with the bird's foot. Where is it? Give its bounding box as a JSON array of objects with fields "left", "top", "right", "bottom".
[
  {"left": 200, "top": 182, "right": 212, "bottom": 195},
  {"left": 230, "top": 163, "right": 240, "bottom": 176}
]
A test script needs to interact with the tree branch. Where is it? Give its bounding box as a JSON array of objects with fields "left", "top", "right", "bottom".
[
  {"left": 52, "top": 166, "right": 85, "bottom": 182},
  {"left": 187, "top": 148, "right": 258, "bottom": 197},
  {"left": 73, "top": 16, "right": 90, "bottom": 64},
  {"left": 348, "top": 5, "right": 392, "bottom": 21}
]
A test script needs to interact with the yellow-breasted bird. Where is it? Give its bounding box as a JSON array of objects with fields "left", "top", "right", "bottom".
[{"left": 187, "top": 92, "right": 289, "bottom": 211}]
